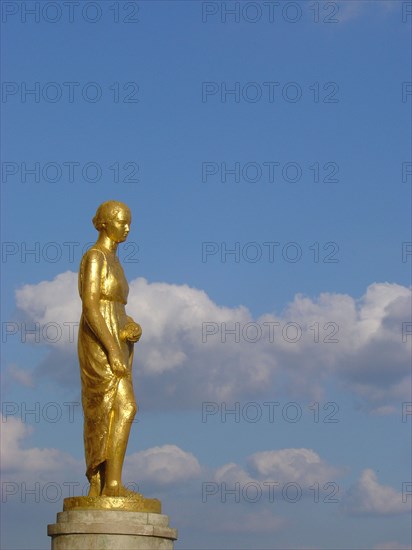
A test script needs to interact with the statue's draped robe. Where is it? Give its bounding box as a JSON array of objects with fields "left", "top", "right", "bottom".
[{"left": 78, "top": 247, "right": 135, "bottom": 480}]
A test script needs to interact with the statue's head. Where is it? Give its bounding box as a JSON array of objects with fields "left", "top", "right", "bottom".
[{"left": 93, "top": 200, "right": 131, "bottom": 243}]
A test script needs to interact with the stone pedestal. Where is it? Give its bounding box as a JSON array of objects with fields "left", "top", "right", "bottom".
[{"left": 48, "top": 508, "right": 178, "bottom": 549}]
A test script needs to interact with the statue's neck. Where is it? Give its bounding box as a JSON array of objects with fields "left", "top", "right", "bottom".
[{"left": 96, "top": 234, "right": 118, "bottom": 255}]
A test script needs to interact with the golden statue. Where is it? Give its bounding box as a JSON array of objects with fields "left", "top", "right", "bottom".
[{"left": 64, "top": 200, "right": 160, "bottom": 513}]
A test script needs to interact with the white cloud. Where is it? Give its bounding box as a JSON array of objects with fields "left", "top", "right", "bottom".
[
  {"left": 12, "top": 273, "right": 411, "bottom": 412},
  {"left": 247, "top": 448, "right": 342, "bottom": 486},
  {"left": 212, "top": 448, "right": 344, "bottom": 505},
  {"left": 15, "top": 271, "right": 80, "bottom": 340},
  {"left": 2, "top": 415, "right": 408, "bottom": 534},
  {"left": 2, "top": 419, "right": 341, "bottom": 498},
  {"left": 214, "top": 462, "right": 256, "bottom": 486},
  {"left": 6, "top": 364, "right": 35, "bottom": 388},
  {"left": 0, "top": 417, "right": 200, "bottom": 492},
  {"left": 125, "top": 444, "right": 201, "bottom": 485},
  {"left": 342, "top": 469, "right": 411, "bottom": 516},
  {"left": 0, "top": 416, "right": 80, "bottom": 479}
]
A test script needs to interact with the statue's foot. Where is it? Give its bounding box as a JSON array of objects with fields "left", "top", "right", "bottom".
[
  {"left": 88, "top": 473, "right": 102, "bottom": 497},
  {"left": 102, "top": 484, "right": 139, "bottom": 497}
]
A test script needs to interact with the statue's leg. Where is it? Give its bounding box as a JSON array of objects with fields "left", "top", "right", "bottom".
[
  {"left": 102, "top": 378, "right": 137, "bottom": 496},
  {"left": 88, "top": 469, "right": 101, "bottom": 497}
]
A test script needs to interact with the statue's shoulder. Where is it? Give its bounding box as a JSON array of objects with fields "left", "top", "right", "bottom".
[
  {"left": 79, "top": 247, "right": 108, "bottom": 274},
  {"left": 78, "top": 247, "right": 108, "bottom": 296},
  {"left": 82, "top": 246, "right": 107, "bottom": 262}
]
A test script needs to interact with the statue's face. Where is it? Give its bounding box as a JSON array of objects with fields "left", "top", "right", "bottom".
[{"left": 104, "top": 208, "right": 131, "bottom": 243}]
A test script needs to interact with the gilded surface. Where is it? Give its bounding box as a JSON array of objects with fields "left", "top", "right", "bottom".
[
  {"left": 63, "top": 496, "right": 161, "bottom": 514},
  {"left": 77, "top": 201, "right": 152, "bottom": 506}
]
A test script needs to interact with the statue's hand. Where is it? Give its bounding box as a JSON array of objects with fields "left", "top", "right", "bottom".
[
  {"left": 120, "top": 322, "right": 142, "bottom": 343},
  {"left": 108, "top": 349, "right": 127, "bottom": 378}
]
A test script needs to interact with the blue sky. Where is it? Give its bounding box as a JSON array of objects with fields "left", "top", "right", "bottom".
[{"left": 1, "top": 1, "right": 411, "bottom": 549}]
